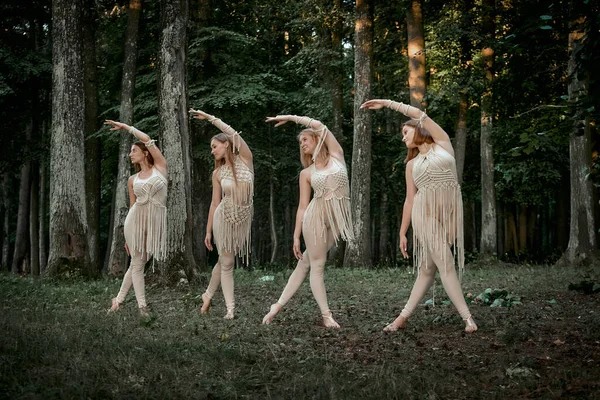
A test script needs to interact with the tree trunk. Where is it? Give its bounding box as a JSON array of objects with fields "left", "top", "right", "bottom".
[
  {"left": 269, "top": 178, "right": 278, "bottom": 263},
  {"left": 39, "top": 161, "right": 48, "bottom": 272},
  {"left": 479, "top": 0, "right": 497, "bottom": 258},
  {"left": 455, "top": 92, "right": 468, "bottom": 184},
  {"left": 344, "top": 0, "right": 373, "bottom": 268},
  {"left": 505, "top": 206, "right": 518, "bottom": 256},
  {"left": 106, "top": 0, "right": 142, "bottom": 276},
  {"left": 190, "top": 0, "right": 211, "bottom": 270},
  {"left": 30, "top": 164, "right": 40, "bottom": 277},
  {"left": 557, "top": 18, "right": 597, "bottom": 266},
  {"left": 379, "top": 189, "right": 390, "bottom": 265},
  {"left": 82, "top": 0, "right": 101, "bottom": 273},
  {"left": 406, "top": 0, "right": 426, "bottom": 108},
  {"left": 1, "top": 175, "right": 11, "bottom": 270},
  {"left": 46, "top": 0, "right": 91, "bottom": 277},
  {"left": 11, "top": 122, "right": 32, "bottom": 275},
  {"left": 518, "top": 205, "right": 527, "bottom": 253},
  {"left": 158, "top": 0, "right": 196, "bottom": 280},
  {"left": 331, "top": 0, "right": 344, "bottom": 140}
]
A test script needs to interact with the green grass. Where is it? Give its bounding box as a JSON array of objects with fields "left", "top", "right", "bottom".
[{"left": 1, "top": 263, "right": 600, "bottom": 399}]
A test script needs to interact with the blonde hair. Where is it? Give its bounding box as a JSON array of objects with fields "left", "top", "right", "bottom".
[
  {"left": 298, "top": 129, "right": 328, "bottom": 168},
  {"left": 211, "top": 133, "right": 237, "bottom": 183}
]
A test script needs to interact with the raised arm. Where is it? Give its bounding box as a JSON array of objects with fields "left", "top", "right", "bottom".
[
  {"left": 189, "top": 109, "right": 253, "bottom": 169},
  {"left": 265, "top": 115, "right": 344, "bottom": 164},
  {"left": 104, "top": 120, "right": 168, "bottom": 176},
  {"left": 361, "top": 99, "right": 454, "bottom": 156}
]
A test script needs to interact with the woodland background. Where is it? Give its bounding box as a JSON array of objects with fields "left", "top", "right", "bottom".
[{"left": 1, "top": 0, "right": 599, "bottom": 280}]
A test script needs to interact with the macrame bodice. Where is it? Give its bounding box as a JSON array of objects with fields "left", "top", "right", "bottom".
[
  {"left": 411, "top": 145, "right": 464, "bottom": 274},
  {"left": 127, "top": 167, "right": 168, "bottom": 261},
  {"left": 303, "top": 157, "right": 354, "bottom": 244}
]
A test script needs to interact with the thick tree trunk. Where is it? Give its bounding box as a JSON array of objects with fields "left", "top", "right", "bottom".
[
  {"left": 331, "top": 0, "right": 344, "bottom": 140},
  {"left": 518, "top": 205, "right": 527, "bottom": 252},
  {"left": 479, "top": 0, "right": 497, "bottom": 258},
  {"left": 158, "top": 0, "right": 196, "bottom": 280},
  {"left": 106, "top": 0, "right": 142, "bottom": 276},
  {"left": 344, "top": 0, "right": 373, "bottom": 268},
  {"left": 46, "top": 0, "right": 91, "bottom": 277},
  {"left": 505, "top": 206, "right": 518, "bottom": 256},
  {"left": 557, "top": 19, "right": 596, "bottom": 266},
  {"left": 11, "top": 123, "right": 32, "bottom": 275},
  {"left": 406, "top": 0, "right": 426, "bottom": 108},
  {"left": 82, "top": 0, "right": 101, "bottom": 273}
]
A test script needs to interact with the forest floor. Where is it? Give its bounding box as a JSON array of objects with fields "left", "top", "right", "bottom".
[{"left": 1, "top": 263, "right": 600, "bottom": 399}]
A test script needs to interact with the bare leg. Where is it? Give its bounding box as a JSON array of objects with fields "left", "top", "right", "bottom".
[{"left": 384, "top": 254, "right": 436, "bottom": 332}]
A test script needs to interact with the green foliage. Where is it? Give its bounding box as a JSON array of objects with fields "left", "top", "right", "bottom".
[{"left": 469, "top": 287, "right": 522, "bottom": 308}]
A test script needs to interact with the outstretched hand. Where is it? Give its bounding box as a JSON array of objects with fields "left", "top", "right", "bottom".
[
  {"left": 189, "top": 108, "right": 211, "bottom": 120},
  {"left": 360, "top": 99, "right": 389, "bottom": 110},
  {"left": 104, "top": 120, "right": 130, "bottom": 131},
  {"left": 265, "top": 116, "right": 290, "bottom": 127}
]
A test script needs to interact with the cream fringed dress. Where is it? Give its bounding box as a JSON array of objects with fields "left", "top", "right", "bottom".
[
  {"left": 303, "top": 157, "right": 354, "bottom": 244},
  {"left": 213, "top": 155, "right": 254, "bottom": 260},
  {"left": 123, "top": 167, "right": 168, "bottom": 261},
  {"left": 411, "top": 145, "right": 464, "bottom": 274}
]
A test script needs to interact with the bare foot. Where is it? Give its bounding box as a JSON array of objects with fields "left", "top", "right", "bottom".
[
  {"left": 322, "top": 312, "right": 340, "bottom": 329},
  {"left": 262, "top": 303, "right": 282, "bottom": 324},
  {"left": 383, "top": 315, "right": 407, "bottom": 332},
  {"left": 464, "top": 316, "right": 478, "bottom": 333},
  {"left": 139, "top": 306, "right": 150, "bottom": 317},
  {"left": 200, "top": 293, "right": 211, "bottom": 314},
  {"left": 223, "top": 308, "right": 234, "bottom": 320}
]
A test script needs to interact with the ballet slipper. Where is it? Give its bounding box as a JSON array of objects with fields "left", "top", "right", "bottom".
[
  {"left": 321, "top": 311, "right": 340, "bottom": 329},
  {"left": 464, "top": 316, "right": 478, "bottom": 333},
  {"left": 200, "top": 293, "right": 211, "bottom": 314},
  {"left": 262, "top": 303, "right": 282, "bottom": 324},
  {"left": 383, "top": 315, "right": 407, "bottom": 332},
  {"left": 224, "top": 307, "right": 234, "bottom": 320}
]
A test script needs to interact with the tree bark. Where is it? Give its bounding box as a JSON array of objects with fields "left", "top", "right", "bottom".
[
  {"left": 158, "top": 0, "right": 196, "bottom": 280},
  {"left": 344, "top": 0, "right": 373, "bottom": 268},
  {"left": 379, "top": 189, "right": 390, "bottom": 265},
  {"left": 30, "top": 165, "right": 40, "bottom": 277},
  {"left": 406, "top": 0, "right": 426, "bottom": 108},
  {"left": 46, "top": 0, "right": 90, "bottom": 277},
  {"left": 518, "top": 205, "right": 527, "bottom": 252},
  {"left": 106, "top": 0, "right": 142, "bottom": 276},
  {"left": 557, "top": 18, "right": 597, "bottom": 266},
  {"left": 455, "top": 92, "right": 468, "bottom": 184},
  {"left": 82, "top": 0, "right": 101, "bottom": 273},
  {"left": 39, "top": 161, "right": 48, "bottom": 272},
  {"left": 479, "top": 0, "right": 497, "bottom": 258}
]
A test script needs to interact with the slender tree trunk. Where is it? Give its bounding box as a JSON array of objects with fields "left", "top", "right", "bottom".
[
  {"left": 269, "top": 178, "right": 278, "bottom": 263},
  {"left": 506, "top": 206, "right": 518, "bottom": 256},
  {"left": 557, "top": 18, "right": 597, "bottom": 266},
  {"left": 406, "top": 0, "right": 426, "bottom": 108},
  {"left": 158, "top": 0, "right": 196, "bottom": 280},
  {"left": 39, "top": 161, "right": 48, "bottom": 272},
  {"left": 30, "top": 164, "right": 40, "bottom": 277},
  {"left": 479, "top": 0, "right": 497, "bottom": 258},
  {"left": 11, "top": 122, "right": 32, "bottom": 275},
  {"left": 1, "top": 175, "right": 11, "bottom": 270},
  {"left": 190, "top": 0, "right": 211, "bottom": 270},
  {"left": 46, "top": 0, "right": 90, "bottom": 277},
  {"left": 344, "top": 0, "right": 373, "bottom": 268},
  {"left": 518, "top": 205, "right": 527, "bottom": 252},
  {"left": 106, "top": 0, "right": 142, "bottom": 275},
  {"left": 455, "top": 92, "right": 468, "bottom": 183},
  {"left": 331, "top": 0, "right": 344, "bottom": 140},
  {"left": 82, "top": 0, "right": 101, "bottom": 273},
  {"left": 379, "top": 189, "right": 390, "bottom": 265}
]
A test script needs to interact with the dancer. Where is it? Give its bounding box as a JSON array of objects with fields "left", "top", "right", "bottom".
[
  {"left": 105, "top": 120, "right": 168, "bottom": 317},
  {"left": 262, "top": 115, "right": 353, "bottom": 328},
  {"left": 190, "top": 108, "right": 254, "bottom": 319},
  {"left": 361, "top": 99, "right": 477, "bottom": 333}
]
